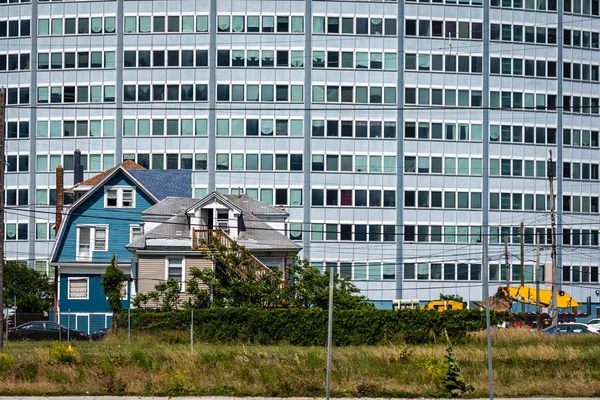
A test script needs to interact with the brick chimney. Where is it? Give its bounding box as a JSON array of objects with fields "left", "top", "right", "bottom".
[{"left": 54, "top": 165, "right": 64, "bottom": 232}]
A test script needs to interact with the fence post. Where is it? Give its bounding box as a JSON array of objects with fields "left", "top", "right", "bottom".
[
  {"left": 190, "top": 309, "right": 194, "bottom": 352},
  {"left": 67, "top": 309, "right": 70, "bottom": 342},
  {"left": 5, "top": 312, "right": 8, "bottom": 344}
]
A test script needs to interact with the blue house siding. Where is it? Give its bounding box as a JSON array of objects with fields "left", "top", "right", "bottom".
[
  {"left": 55, "top": 172, "right": 156, "bottom": 264},
  {"left": 60, "top": 273, "right": 130, "bottom": 313}
]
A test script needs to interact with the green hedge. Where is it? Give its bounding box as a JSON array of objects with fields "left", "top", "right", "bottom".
[{"left": 117, "top": 308, "right": 511, "bottom": 345}]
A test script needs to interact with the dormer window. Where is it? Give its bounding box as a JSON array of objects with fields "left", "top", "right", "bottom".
[{"left": 105, "top": 187, "right": 135, "bottom": 208}]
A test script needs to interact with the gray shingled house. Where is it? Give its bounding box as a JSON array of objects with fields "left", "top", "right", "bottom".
[{"left": 126, "top": 191, "right": 302, "bottom": 299}]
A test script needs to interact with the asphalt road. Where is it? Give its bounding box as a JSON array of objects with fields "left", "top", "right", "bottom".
[{"left": 1, "top": 397, "right": 599, "bottom": 400}]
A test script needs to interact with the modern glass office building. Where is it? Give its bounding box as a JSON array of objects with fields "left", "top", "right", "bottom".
[{"left": 1, "top": 0, "right": 599, "bottom": 309}]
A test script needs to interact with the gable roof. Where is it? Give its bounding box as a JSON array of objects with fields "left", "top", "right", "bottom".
[
  {"left": 186, "top": 191, "right": 242, "bottom": 214},
  {"left": 143, "top": 197, "right": 200, "bottom": 217},
  {"left": 68, "top": 160, "right": 145, "bottom": 192}
]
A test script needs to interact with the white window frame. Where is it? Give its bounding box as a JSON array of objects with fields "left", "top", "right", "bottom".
[
  {"left": 67, "top": 277, "right": 89, "bottom": 300},
  {"left": 76, "top": 225, "right": 109, "bottom": 260},
  {"left": 165, "top": 257, "right": 186, "bottom": 292},
  {"left": 130, "top": 224, "right": 142, "bottom": 243},
  {"left": 104, "top": 186, "right": 136, "bottom": 208}
]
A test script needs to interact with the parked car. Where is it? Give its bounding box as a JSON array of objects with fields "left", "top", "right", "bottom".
[
  {"left": 542, "top": 323, "right": 599, "bottom": 335},
  {"left": 91, "top": 328, "right": 110, "bottom": 341},
  {"left": 587, "top": 318, "right": 600, "bottom": 331},
  {"left": 7, "top": 321, "right": 89, "bottom": 341}
]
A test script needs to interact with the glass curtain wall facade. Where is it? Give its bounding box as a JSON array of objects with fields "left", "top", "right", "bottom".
[{"left": 1, "top": 0, "right": 599, "bottom": 308}]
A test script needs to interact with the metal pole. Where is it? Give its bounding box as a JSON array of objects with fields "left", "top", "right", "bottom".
[
  {"left": 0, "top": 88, "right": 6, "bottom": 352},
  {"left": 548, "top": 150, "right": 558, "bottom": 328},
  {"left": 190, "top": 309, "right": 194, "bottom": 353},
  {"left": 536, "top": 233, "right": 542, "bottom": 331},
  {"left": 483, "top": 234, "right": 494, "bottom": 399},
  {"left": 5, "top": 311, "right": 8, "bottom": 344},
  {"left": 67, "top": 309, "right": 70, "bottom": 342},
  {"left": 520, "top": 221, "right": 525, "bottom": 314},
  {"left": 325, "top": 265, "right": 334, "bottom": 400},
  {"left": 127, "top": 306, "right": 131, "bottom": 344},
  {"left": 504, "top": 237, "right": 510, "bottom": 289}
]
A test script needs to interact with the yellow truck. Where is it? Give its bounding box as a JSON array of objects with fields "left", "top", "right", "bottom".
[{"left": 392, "top": 299, "right": 464, "bottom": 311}]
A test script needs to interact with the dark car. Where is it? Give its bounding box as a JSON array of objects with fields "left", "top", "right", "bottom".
[
  {"left": 542, "top": 323, "right": 598, "bottom": 335},
  {"left": 7, "top": 321, "right": 89, "bottom": 341},
  {"left": 91, "top": 328, "right": 110, "bottom": 341}
]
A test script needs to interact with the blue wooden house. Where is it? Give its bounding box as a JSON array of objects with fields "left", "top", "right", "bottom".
[{"left": 49, "top": 160, "right": 191, "bottom": 334}]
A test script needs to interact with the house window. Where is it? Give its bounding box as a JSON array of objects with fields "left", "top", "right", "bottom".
[
  {"left": 216, "top": 210, "right": 229, "bottom": 231},
  {"left": 130, "top": 225, "right": 142, "bottom": 242},
  {"left": 77, "top": 225, "right": 108, "bottom": 260},
  {"left": 166, "top": 257, "right": 184, "bottom": 291},
  {"left": 105, "top": 187, "right": 135, "bottom": 208},
  {"left": 68, "top": 278, "right": 89, "bottom": 299}
]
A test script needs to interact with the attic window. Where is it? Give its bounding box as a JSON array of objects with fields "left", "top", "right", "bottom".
[{"left": 105, "top": 187, "right": 136, "bottom": 208}]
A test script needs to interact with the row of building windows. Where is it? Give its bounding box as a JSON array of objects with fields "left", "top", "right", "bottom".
[
  {"left": 563, "top": 96, "right": 600, "bottom": 114},
  {"left": 406, "top": 54, "right": 483, "bottom": 74},
  {"left": 4, "top": 155, "right": 28, "bottom": 172},
  {"left": 38, "top": 51, "right": 116, "bottom": 70},
  {"left": 36, "top": 120, "right": 115, "bottom": 138},
  {"left": 5, "top": 87, "right": 29, "bottom": 105},
  {"left": 37, "top": 85, "right": 115, "bottom": 104},
  {"left": 405, "top": 190, "right": 482, "bottom": 209},
  {"left": 405, "top": 87, "right": 483, "bottom": 107},
  {"left": 5, "top": 188, "right": 29, "bottom": 206},
  {"left": 490, "top": 57, "right": 557, "bottom": 78},
  {"left": 6, "top": 121, "right": 29, "bottom": 138},
  {"left": 404, "top": 263, "right": 484, "bottom": 281},
  {"left": 218, "top": 15, "right": 304, "bottom": 34},
  {"left": 564, "top": 28, "right": 600, "bottom": 48},
  {"left": 312, "top": 120, "right": 396, "bottom": 138},
  {"left": 124, "top": 49, "right": 208, "bottom": 68},
  {"left": 217, "top": 84, "right": 303, "bottom": 102},
  {"left": 405, "top": 19, "right": 483, "bottom": 40},
  {"left": 563, "top": 265, "right": 600, "bottom": 283},
  {"left": 405, "top": 122, "right": 482, "bottom": 141},
  {"left": 405, "top": 225, "right": 482, "bottom": 243},
  {"left": 312, "top": 85, "right": 396, "bottom": 104},
  {"left": 0, "top": 19, "right": 30, "bottom": 37},
  {"left": 490, "top": 0, "right": 558, "bottom": 10},
  {"left": 565, "top": 0, "right": 600, "bottom": 14},
  {"left": 312, "top": 154, "right": 396, "bottom": 173},
  {"left": 38, "top": 17, "right": 116, "bottom": 36},
  {"left": 215, "top": 118, "right": 303, "bottom": 137},
  {"left": 313, "top": 16, "right": 396, "bottom": 36},
  {"left": 563, "top": 162, "right": 600, "bottom": 180},
  {"left": 564, "top": 62, "right": 600, "bottom": 82},
  {"left": 216, "top": 153, "right": 303, "bottom": 172},
  {"left": 122, "top": 153, "right": 207, "bottom": 171},
  {"left": 34, "top": 188, "right": 57, "bottom": 206},
  {"left": 564, "top": 129, "right": 600, "bottom": 147},
  {"left": 123, "top": 118, "right": 209, "bottom": 136},
  {"left": 406, "top": 0, "right": 482, "bottom": 5},
  {"left": 311, "top": 189, "right": 396, "bottom": 207},
  {"left": 404, "top": 156, "right": 483, "bottom": 175},
  {"left": 123, "top": 83, "right": 208, "bottom": 102},
  {"left": 310, "top": 223, "right": 396, "bottom": 242},
  {"left": 563, "top": 195, "right": 600, "bottom": 213},
  {"left": 490, "top": 24, "right": 558, "bottom": 45},
  {"left": 124, "top": 15, "right": 210, "bottom": 34},
  {"left": 35, "top": 222, "right": 56, "bottom": 241},
  {"left": 490, "top": 193, "right": 553, "bottom": 211},
  {"left": 490, "top": 91, "right": 557, "bottom": 111},
  {"left": 5, "top": 223, "right": 28, "bottom": 241},
  {"left": 490, "top": 125, "right": 557, "bottom": 144},
  {"left": 216, "top": 49, "right": 304, "bottom": 68},
  {"left": 313, "top": 50, "right": 397, "bottom": 70},
  {"left": 36, "top": 153, "right": 115, "bottom": 173},
  {"left": 489, "top": 226, "right": 553, "bottom": 245},
  {"left": 310, "top": 261, "right": 396, "bottom": 281},
  {"left": 562, "top": 229, "right": 600, "bottom": 246},
  {"left": 490, "top": 158, "right": 554, "bottom": 178},
  {"left": 0, "top": 53, "right": 30, "bottom": 71}
]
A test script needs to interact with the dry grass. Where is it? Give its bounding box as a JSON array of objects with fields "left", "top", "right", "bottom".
[{"left": 0, "top": 329, "right": 599, "bottom": 397}]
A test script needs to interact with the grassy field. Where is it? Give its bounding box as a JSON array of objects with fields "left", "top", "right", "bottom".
[{"left": 1, "top": 329, "right": 600, "bottom": 397}]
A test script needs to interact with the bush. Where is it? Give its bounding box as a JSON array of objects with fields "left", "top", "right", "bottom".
[
  {"left": 117, "top": 308, "right": 511, "bottom": 345},
  {"left": 49, "top": 343, "right": 78, "bottom": 364},
  {"left": 0, "top": 353, "right": 13, "bottom": 373}
]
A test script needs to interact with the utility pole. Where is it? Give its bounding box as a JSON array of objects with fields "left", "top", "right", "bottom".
[
  {"left": 0, "top": 88, "right": 6, "bottom": 352},
  {"left": 325, "top": 264, "right": 334, "bottom": 400},
  {"left": 520, "top": 221, "right": 525, "bottom": 313},
  {"left": 504, "top": 237, "right": 510, "bottom": 289},
  {"left": 548, "top": 150, "right": 558, "bottom": 328},
  {"left": 536, "top": 233, "right": 542, "bottom": 331}
]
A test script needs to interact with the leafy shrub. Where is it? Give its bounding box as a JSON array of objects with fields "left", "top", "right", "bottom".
[
  {"left": 118, "top": 308, "right": 511, "bottom": 345},
  {"left": 131, "top": 349, "right": 152, "bottom": 370},
  {"left": 49, "top": 343, "right": 78, "bottom": 364},
  {"left": 0, "top": 353, "right": 13, "bottom": 373}
]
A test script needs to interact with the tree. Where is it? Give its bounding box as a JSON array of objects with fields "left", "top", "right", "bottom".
[
  {"left": 3, "top": 261, "right": 53, "bottom": 312},
  {"left": 439, "top": 294, "right": 467, "bottom": 307},
  {"left": 101, "top": 255, "right": 126, "bottom": 331}
]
